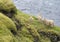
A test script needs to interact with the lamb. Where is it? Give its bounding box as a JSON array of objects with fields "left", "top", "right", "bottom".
[{"left": 43, "top": 18, "right": 54, "bottom": 27}]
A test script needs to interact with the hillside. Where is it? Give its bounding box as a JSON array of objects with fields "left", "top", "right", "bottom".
[{"left": 0, "top": 0, "right": 60, "bottom": 42}]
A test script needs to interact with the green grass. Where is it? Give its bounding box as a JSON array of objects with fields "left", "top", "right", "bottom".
[
  {"left": 0, "top": 0, "right": 17, "bottom": 13},
  {"left": 0, "top": 15, "right": 14, "bottom": 42},
  {"left": 0, "top": 0, "right": 60, "bottom": 42},
  {"left": 0, "top": 13, "right": 17, "bottom": 31}
]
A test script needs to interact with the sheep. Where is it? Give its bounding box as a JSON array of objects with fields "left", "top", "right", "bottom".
[
  {"left": 43, "top": 18, "right": 54, "bottom": 27},
  {"left": 29, "top": 16, "right": 34, "bottom": 22},
  {"left": 37, "top": 14, "right": 43, "bottom": 22},
  {"left": 37, "top": 13, "right": 54, "bottom": 27},
  {"left": 37, "top": 15, "right": 42, "bottom": 20}
]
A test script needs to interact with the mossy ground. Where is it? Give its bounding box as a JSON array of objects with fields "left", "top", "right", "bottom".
[{"left": 0, "top": 0, "right": 60, "bottom": 42}]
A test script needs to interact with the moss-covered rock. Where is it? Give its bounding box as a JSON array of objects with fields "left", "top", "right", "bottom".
[{"left": 0, "top": 0, "right": 17, "bottom": 18}]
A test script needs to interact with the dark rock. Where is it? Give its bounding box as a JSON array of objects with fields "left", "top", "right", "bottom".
[
  {"left": 10, "top": 29, "right": 17, "bottom": 35},
  {"left": 13, "top": 18, "right": 22, "bottom": 30},
  {"left": 38, "top": 31, "right": 60, "bottom": 42}
]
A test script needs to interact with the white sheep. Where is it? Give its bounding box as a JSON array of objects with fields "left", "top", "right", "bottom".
[
  {"left": 29, "top": 16, "right": 34, "bottom": 22},
  {"left": 37, "top": 14, "right": 43, "bottom": 21},
  {"left": 43, "top": 18, "right": 54, "bottom": 27},
  {"left": 38, "top": 15, "right": 42, "bottom": 20}
]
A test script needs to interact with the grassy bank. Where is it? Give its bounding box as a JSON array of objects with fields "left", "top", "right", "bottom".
[{"left": 0, "top": 0, "right": 60, "bottom": 42}]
